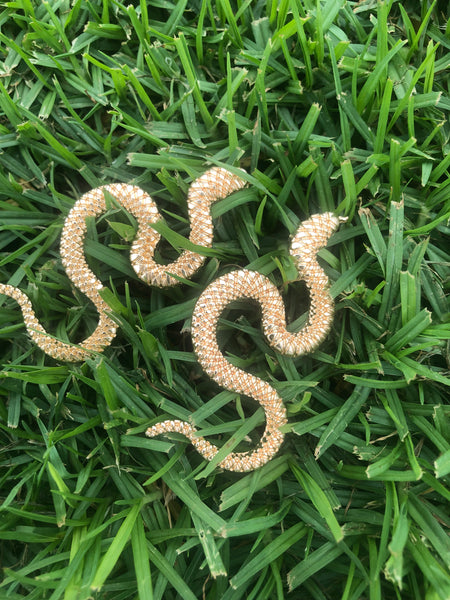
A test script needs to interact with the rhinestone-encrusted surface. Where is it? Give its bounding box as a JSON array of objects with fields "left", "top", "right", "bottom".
[
  {"left": 0, "top": 170, "right": 344, "bottom": 473},
  {"left": 146, "top": 212, "right": 342, "bottom": 472},
  {"left": 0, "top": 169, "right": 245, "bottom": 361}
]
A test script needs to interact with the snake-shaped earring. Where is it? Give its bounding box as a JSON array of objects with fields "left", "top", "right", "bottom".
[
  {"left": 0, "top": 168, "right": 245, "bottom": 361},
  {"left": 146, "top": 212, "right": 345, "bottom": 472}
]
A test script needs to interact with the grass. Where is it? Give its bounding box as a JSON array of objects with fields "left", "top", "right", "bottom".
[{"left": 0, "top": 0, "right": 449, "bottom": 598}]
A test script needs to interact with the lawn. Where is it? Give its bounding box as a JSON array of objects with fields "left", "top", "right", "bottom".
[{"left": 0, "top": 1, "right": 449, "bottom": 599}]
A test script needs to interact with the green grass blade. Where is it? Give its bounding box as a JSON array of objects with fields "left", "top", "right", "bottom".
[
  {"left": 290, "top": 463, "right": 343, "bottom": 542},
  {"left": 230, "top": 523, "right": 307, "bottom": 590},
  {"left": 91, "top": 502, "right": 141, "bottom": 591}
]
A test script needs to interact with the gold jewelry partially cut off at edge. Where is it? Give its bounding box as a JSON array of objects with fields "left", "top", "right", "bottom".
[{"left": 0, "top": 168, "right": 245, "bottom": 362}]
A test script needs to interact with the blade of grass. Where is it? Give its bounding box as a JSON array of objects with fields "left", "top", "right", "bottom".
[{"left": 91, "top": 501, "right": 142, "bottom": 591}]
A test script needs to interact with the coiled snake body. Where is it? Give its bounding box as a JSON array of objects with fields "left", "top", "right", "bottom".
[{"left": 0, "top": 168, "right": 344, "bottom": 472}]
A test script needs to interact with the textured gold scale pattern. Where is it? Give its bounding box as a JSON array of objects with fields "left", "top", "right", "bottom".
[
  {"left": 0, "top": 169, "right": 245, "bottom": 362},
  {"left": 146, "top": 212, "right": 343, "bottom": 471},
  {"left": 0, "top": 168, "right": 344, "bottom": 472}
]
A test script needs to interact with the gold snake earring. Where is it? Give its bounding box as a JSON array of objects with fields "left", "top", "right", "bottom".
[
  {"left": 0, "top": 168, "right": 245, "bottom": 362},
  {"left": 146, "top": 212, "right": 345, "bottom": 472}
]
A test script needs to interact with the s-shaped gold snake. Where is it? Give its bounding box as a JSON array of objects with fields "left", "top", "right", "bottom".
[
  {"left": 0, "top": 168, "right": 344, "bottom": 471},
  {"left": 146, "top": 211, "right": 343, "bottom": 471}
]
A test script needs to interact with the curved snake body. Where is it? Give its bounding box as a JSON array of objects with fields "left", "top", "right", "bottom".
[
  {"left": 146, "top": 212, "right": 342, "bottom": 471},
  {"left": 0, "top": 168, "right": 245, "bottom": 362},
  {"left": 0, "top": 168, "right": 343, "bottom": 472}
]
